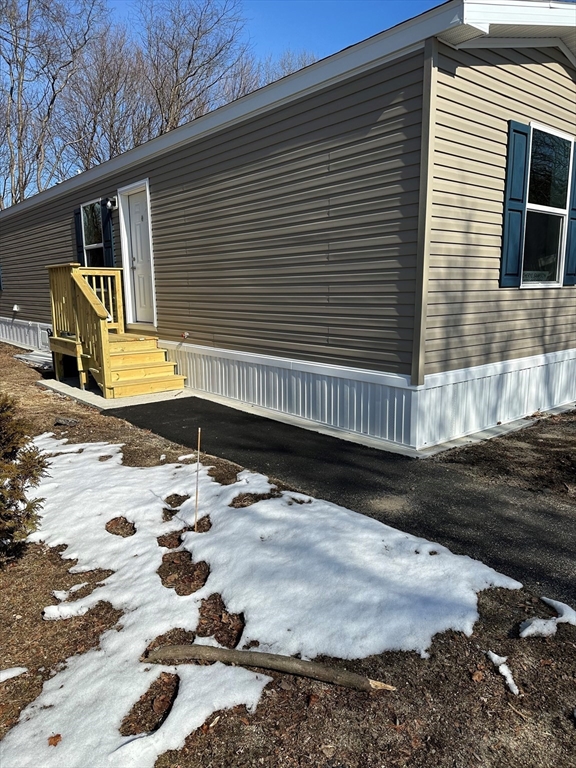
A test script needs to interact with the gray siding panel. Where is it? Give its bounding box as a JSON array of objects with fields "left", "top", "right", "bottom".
[
  {"left": 427, "top": 45, "right": 576, "bottom": 375},
  {"left": 0, "top": 51, "right": 423, "bottom": 374}
]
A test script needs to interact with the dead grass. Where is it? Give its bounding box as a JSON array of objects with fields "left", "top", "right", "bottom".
[{"left": 0, "top": 543, "right": 120, "bottom": 740}]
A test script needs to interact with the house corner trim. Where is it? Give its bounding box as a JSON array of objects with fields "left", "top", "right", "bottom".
[{"left": 411, "top": 36, "right": 438, "bottom": 387}]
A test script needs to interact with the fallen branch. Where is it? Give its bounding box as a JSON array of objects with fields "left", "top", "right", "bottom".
[{"left": 145, "top": 644, "right": 395, "bottom": 692}]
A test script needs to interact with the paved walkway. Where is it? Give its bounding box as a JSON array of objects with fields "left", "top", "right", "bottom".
[{"left": 107, "top": 396, "right": 576, "bottom": 604}]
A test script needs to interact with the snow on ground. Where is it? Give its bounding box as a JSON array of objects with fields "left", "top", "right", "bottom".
[
  {"left": 487, "top": 651, "right": 519, "bottom": 695},
  {"left": 0, "top": 668, "right": 28, "bottom": 684},
  {"left": 519, "top": 597, "right": 576, "bottom": 638},
  {"left": 1, "top": 434, "right": 520, "bottom": 768}
]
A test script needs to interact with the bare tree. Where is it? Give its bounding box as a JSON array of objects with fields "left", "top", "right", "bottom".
[
  {"left": 0, "top": 0, "right": 317, "bottom": 203},
  {"left": 58, "top": 25, "right": 157, "bottom": 170},
  {"left": 217, "top": 47, "right": 317, "bottom": 105},
  {"left": 260, "top": 49, "right": 317, "bottom": 84},
  {"left": 0, "top": 0, "right": 103, "bottom": 208},
  {"left": 139, "top": 0, "right": 247, "bottom": 133}
]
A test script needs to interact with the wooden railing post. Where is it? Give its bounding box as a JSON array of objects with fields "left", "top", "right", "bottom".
[{"left": 114, "top": 271, "right": 125, "bottom": 333}]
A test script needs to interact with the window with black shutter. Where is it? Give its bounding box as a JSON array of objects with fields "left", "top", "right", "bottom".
[{"left": 501, "top": 121, "right": 576, "bottom": 288}]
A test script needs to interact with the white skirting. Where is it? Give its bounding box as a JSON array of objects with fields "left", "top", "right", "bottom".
[
  {"left": 1, "top": 318, "right": 572, "bottom": 449},
  {"left": 0, "top": 316, "right": 51, "bottom": 351},
  {"left": 414, "top": 349, "right": 576, "bottom": 448},
  {"left": 161, "top": 341, "right": 576, "bottom": 450}
]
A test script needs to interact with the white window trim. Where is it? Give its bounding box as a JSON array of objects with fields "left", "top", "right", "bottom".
[
  {"left": 520, "top": 122, "right": 575, "bottom": 289},
  {"left": 80, "top": 198, "right": 104, "bottom": 266},
  {"left": 117, "top": 179, "right": 158, "bottom": 327}
]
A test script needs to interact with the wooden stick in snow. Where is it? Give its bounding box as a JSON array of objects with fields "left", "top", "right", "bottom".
[
  {"left": 194, "top": 427, "right": 201, "bottom": 533},
  {"left": 145, "top": 644, "right": 395, "bottom": 692}
]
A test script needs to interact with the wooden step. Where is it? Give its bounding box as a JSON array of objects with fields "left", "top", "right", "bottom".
[
  {"left": 107, "top": 336, "right": 159, "bottom": 353},
  {"left": 107, "top": 375, "right": 186, "bottom": 398},
  {"left": 109, "top": 349, "right": 167, "bottom": 367},
  {"left": 109, "top": 361, "right": 177, "bottom": 382},
  {"left": 108, "top": 333, "right": 157, "bottom": 341}
]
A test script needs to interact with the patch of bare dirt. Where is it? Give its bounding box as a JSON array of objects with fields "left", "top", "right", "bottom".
[
  {"left": 230, "top": 491, "right": 282, "bottom": 508},
  {"left": 164, "top": 493, "right": 190, "bottom": 510},
  {"left": 157, "top": 551, "right": 210, "bottom": 596},
  {"left": 146, "top": 628, "right": 197, "bottom": 656},
  {"left": 196, "top": 594, "right": 245, "bottom": 649},
  {"left": 157, "top": 529, "right": 190, "bottom": 549},
  {"left": 194, "top": 515, "right": 212, "bottom": 533},
  {"left": 156, "top": 519, "right": 209, "bottom": 549},
  {"left": 143, "top": 597, "right": 246, "bottom": 658},
  {"left": 120, "top": 672, "right": 180, "bottom": 736},
  {"left": 105, "top": 516, "right": 136, "bottom": 537},
  {"left": 162, "top": 495, "right": 190, "bottom": 522},
  {"left": 438, "top": 410, "right": 576, "bottom": 499}
]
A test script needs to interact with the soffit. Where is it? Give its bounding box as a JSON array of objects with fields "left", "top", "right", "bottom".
[{"left": 439, "top": 1, "right": 576, "bottom": 62}]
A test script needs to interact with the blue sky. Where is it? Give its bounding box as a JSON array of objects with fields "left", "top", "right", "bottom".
[
  {"left": 241, "top": 0, "right": 443, "bottom": 59},
  {"left": 108, "top": 0, "right": 444, "bottom": 60}
]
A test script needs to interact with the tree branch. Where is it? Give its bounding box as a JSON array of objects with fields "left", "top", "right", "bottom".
[{"left": 144, "top": 644, "right": 396, "bottom": 693}]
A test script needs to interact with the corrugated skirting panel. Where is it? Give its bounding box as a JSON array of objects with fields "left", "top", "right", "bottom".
[
  {"left": 416, "top": 351, "right": 576, "bottom": 448},
  {"left": 0, "top": 316, "right": 51, "bottom": 351},
  {"left": 162, "top": 341, "right": 414, "bottom": 446},
  {"left": 162, "top": 341, "right": 576, "bottom": 450}
]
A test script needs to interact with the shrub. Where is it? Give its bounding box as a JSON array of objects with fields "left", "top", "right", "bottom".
[{"left": 0, "top": 393, "right": 49, "bottom": 560}]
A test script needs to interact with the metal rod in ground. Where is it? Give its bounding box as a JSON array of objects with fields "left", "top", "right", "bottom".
[
  {"left": 194, "top": 427, "right": 201, "bottom": 532},
  {"left": 145, "top": 644, "right": 395, "bottom": 692}
]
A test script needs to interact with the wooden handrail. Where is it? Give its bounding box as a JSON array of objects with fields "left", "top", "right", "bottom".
[
  {"left": 71, "top": 272, "right": 108, "bottom": 319},
  {"left": 78, "top": 267, "right": 124, "bottom": 332},
  {"left": 77, "top": 268, "right": 123, "bottom": 276},
  {"left": 46, "top": 262, "right": 81, "bottom": 270}
]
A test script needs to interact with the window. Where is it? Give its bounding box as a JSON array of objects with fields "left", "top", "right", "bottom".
[
  {"left": 73, "top": 199, "right": 115, "bottom": 267},
  {"left": 81, "top": 201, "right": 105, "bottom": 267},
  {"left": 500, "top": 121, "right": 576, "bottom": 288}
]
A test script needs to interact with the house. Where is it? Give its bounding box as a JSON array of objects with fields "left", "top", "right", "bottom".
[{"left": 0, "top": 0, "right": 575, "bottom": 450}]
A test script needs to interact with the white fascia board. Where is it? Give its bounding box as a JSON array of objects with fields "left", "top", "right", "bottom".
[
  {"left": 0, "top": 0, "right": 464, "bottom": 221},
  {"left": 464, "top": 0, "right": 576, "bottom": 28}
]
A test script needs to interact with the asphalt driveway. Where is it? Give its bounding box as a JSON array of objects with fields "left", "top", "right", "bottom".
[{"left": 107, "top": 396, "right": 576, "bottom": 604}]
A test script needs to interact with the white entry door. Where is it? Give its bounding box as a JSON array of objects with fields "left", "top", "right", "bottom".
[{"left": 127, "top": 190, "right": 154, "bottom": 324}]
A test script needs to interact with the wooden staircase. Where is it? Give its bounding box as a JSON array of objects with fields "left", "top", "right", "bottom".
[
  {"left": 47, "top": 264, "right": 185, "bottom": 399},
  {"left": 104, "top": 333, "right": 185, "bottom": 398}
]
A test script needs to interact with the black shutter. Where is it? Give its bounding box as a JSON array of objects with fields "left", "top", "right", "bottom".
[
  {"left": 73, "top": 208, "right": 85, "bottom": 264},
  {"left": 100, "top": 199, "right": 115, "bottom": 267},
  {"left": 563, "top": 142, "right": 576, "bottom": 286},
  {"left": 500, "top": 121, "right": 530, "bottom": 288}
]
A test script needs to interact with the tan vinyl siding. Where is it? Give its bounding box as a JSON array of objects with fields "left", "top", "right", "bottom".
[
  {"left": 0, "top": 50, "right": 423, "bottom": 374},
  {"left": 427, "top": 44, "right": 576, "bottom": 374}
]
